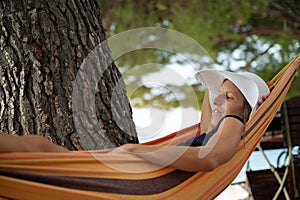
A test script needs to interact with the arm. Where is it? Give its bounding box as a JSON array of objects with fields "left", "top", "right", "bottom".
[
  {"left": 120, "top": 117, "right": 244, "bottom": 172},
  {"left": 200, "top": 89, "right": 212, "bottom": 133}
]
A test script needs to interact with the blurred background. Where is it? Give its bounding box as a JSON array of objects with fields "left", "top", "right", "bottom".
[
  {"left": 99, "top": 0, "right": 300, "bottom": 105},
  {"left": 98, "top": 1, "right": 300, "bottom": 199}
]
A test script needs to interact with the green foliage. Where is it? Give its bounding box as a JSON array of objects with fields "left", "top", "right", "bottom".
[{"left": 99, "top": 0, "right": 300, "bottom": 110}]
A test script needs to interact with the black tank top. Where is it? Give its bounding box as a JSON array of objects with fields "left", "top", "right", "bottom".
[{"left": 178, "top": 115, "right": 244, "bottom": 147}]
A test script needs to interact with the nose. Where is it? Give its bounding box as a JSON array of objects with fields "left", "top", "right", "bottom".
[{"left": 213, "top": 93, "right": 225, "bottom": 106}]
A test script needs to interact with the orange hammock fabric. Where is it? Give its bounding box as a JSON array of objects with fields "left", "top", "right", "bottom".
[{"left": 0, "top": 53, "right": 299, "bottom": 200}]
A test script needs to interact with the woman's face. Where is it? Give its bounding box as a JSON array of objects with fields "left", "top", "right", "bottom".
[{"left": 210, "top": 80, "right": 245, "bottom": 128}]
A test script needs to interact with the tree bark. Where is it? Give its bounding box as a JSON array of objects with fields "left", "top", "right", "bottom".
[{"left": 0, "top": 0, "right": 138, "bottom": 150}]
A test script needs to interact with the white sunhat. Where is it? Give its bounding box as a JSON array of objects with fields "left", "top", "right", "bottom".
[{"left": 195, "top": 69, "right": 270, "bottom": 117}]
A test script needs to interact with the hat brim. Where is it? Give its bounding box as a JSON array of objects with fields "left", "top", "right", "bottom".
[{"left": 195, "top": 69, "right": 259, "bottom": 113}]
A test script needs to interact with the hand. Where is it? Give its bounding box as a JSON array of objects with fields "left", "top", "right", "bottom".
[{"left": 257, "top": 95, "right": 269, "bottom": 107}]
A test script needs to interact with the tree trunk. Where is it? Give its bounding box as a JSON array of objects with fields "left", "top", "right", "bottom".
[{"left": 0, "top": 0, "right": 138, "bottom": 150}]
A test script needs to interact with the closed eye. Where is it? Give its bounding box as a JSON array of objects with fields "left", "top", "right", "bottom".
[{"left": 225, "top": 92, "right": 234, "bottom": 100}]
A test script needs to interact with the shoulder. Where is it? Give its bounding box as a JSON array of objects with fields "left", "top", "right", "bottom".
[{"left": 218, "top": 116, "right": 245, "bottom": 138}]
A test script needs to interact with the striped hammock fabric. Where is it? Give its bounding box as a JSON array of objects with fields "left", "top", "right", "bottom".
[{"left": 0, "top": 53, "right": 299, "bottom": 200}]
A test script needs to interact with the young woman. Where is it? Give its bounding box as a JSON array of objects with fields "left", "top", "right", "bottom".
[
  {"left": 115, "top": 70, "right": 269, "bottom": 171},
  {"left": 0, "top": 70, "right": 270, "bottom": 172}
]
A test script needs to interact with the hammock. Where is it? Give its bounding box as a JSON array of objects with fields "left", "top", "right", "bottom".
[{"left": 0, "top": 53, "right": 299, "bottom": 200}]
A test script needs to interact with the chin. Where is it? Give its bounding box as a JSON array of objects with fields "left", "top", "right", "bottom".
[{"left": 210, "top": 114, "right": 223, "bottom": 127}]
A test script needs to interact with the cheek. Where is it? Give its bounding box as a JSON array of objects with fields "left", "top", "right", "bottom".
[{"left": 226, "top": 101, "right": 244, "bottom": 114}]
